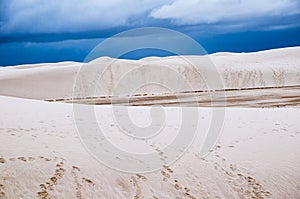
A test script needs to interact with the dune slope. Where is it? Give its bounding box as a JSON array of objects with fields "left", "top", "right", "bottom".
[{"left": 0, "top": 96, "right": 300, "bottom": 198}]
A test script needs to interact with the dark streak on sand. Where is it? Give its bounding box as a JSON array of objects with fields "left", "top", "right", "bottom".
[{"left": 46, "top": 85, "right": 300, "bottom": 108}]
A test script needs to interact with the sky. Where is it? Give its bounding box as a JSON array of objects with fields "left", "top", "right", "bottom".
[{"left": 0, "top": 0, "right": 300, "bottom": 66}]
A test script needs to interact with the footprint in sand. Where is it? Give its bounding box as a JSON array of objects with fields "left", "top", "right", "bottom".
[
  {"left": 17, "top": 157, "right": 27, "bottom": 162},
  {"left": 161, "top": 170, "right": 170, "bottom": 182},
  {"left": 28, "top": 157, "right": 35, "bottom": 161},
  {"left": 37, "top": 159, "right": 66, "bottom": 199},
  {"left": 0, "top": 183, "right": 6, "bottom": 198},
  {"left": 1, "top": 156, "right": 59, "bottom": 198},
  {"left": 2, "top": 156, "right": 96, "bottom": 198},
  {"left": 71, "top": 165, "right": 82, "bottom": 199},
  {"left": 130, "top": 176, "right": 142, "bottom": 199},
  {"left": 135, "top": 174, "right": 147, "bottom": 181},
  {"left": 149, "top": 144, "right": 168, "bottom": 163},
  {"left": 212, "top": 150, "right": 271, "bottom": 198},
  {"left": 82, "top": 177, "right": 95, "bottom": 186},
  {"left": 174, "top": 180, "right": 181, "bottom": 190},
  {"left": 160, "top": 165, "right": 197, "bottom": 199},
  {"left": 163, "top": 165, "right": 174, "bottom": 173},
  {"left": 172, "top": 179, "right": 196, "bottom": 199}
]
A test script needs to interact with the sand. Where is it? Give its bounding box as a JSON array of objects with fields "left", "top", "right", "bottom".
[
  {"left": 0, "top": 47, "right": 300, "bottom": 198},
  {"left": 0, "top": 47, "right": 299, "bottom": 100}
]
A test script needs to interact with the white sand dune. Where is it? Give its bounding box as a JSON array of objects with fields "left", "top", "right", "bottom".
[
  {"left": 0, "top": 47, "right": 299, "bottom": 100},
  {"left": 0, "top": 47, "right": 300, "bottom": 198}
]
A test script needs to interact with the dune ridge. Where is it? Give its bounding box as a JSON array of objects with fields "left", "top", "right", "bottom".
[{"left": 0, "top": 47, "right": 299, "bottom": 100}]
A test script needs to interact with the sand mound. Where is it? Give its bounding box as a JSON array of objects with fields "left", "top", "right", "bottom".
[{"left": 0, "top": 47, "right": 299, "bottom": 100}]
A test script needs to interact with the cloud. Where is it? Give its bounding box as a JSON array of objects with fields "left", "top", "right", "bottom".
[
  {"left": 0, "top": 0, "right": 299, "bottom": 38},
  {"left": 150, "top": 0, "right": 300, "bottom": 25},
  {"left": 0, "top": 0, "right": 171, "bottom": 34}
]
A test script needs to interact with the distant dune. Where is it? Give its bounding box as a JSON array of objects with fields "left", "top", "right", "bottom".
[{"left": 0, "top": 47, "right": 299, "bottom": 100}]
